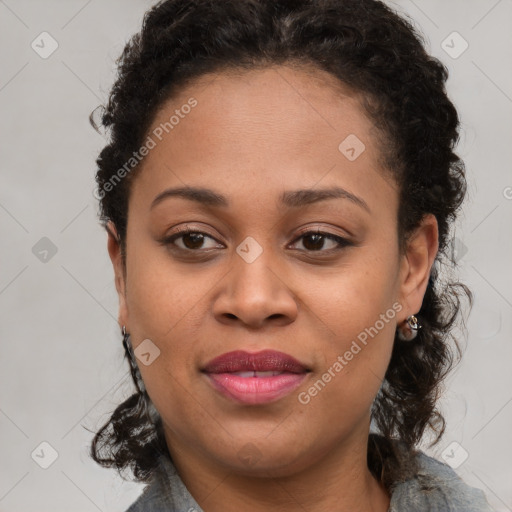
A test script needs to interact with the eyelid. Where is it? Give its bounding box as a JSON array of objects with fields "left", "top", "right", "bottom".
[
  {"left": 160, "top": 225, "right": 223, "bottom": 247},
  {"left": 292, "top": 225, "right": 352, "bottom": 240}
]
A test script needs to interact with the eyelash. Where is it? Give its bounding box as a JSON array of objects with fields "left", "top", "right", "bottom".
[{"left": 159, "top": 226, "right": 353, "bottom": 255}]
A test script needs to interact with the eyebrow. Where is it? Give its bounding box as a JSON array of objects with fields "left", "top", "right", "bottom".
[{"left": 150, "top": 185, "right": 370, "bottom": 213}]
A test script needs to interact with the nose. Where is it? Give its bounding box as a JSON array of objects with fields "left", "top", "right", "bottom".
[{"left": 212, "top": 247, "right": 299, "bottom": 329}]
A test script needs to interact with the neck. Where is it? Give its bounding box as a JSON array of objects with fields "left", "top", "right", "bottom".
[{"left": 164, "top": 428, "right": 390, "bottom": 512}]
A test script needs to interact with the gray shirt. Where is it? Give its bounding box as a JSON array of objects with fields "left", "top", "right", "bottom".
[{"left": 126, "top": 450, "right": 492, "bottom": 512}]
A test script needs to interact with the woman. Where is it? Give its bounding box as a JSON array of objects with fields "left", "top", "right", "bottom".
[{"left": 90, "top": 0, "right": 492, "bottom": 510}]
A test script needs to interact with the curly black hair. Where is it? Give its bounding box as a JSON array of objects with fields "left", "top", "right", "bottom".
[{"left": 90, "top": 0, "right": 472, "bottom": 490}]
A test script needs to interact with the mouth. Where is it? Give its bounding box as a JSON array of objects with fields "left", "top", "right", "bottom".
[{"left": 201, "top": 350, "right": 310, "bottom": 405}]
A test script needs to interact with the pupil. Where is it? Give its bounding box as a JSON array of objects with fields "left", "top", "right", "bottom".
[
  {"left": 184, "top": 233, "right": 204, "bottom": 249},
  {"left": 304, "top": 234, "right": 324, "bottom": 251}
]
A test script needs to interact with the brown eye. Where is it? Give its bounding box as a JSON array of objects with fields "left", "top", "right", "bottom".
[
  {"left": 290, "top": 231, "right": 352, "bottom": 252},
  {"left": 161, "top": 228, "right": 223, "bottom": 252},
  {"left": 159, "top": 227, "right": 352, "bottom": 256},
  {"left": 179, "top": 232, "right": 207, "bottom": 250}
]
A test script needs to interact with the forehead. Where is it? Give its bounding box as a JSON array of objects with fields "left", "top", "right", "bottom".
[
  {"left": 155, "top": 63, "right": 370, "bottom": 140},
  {"left": 130, "top": 64, "right": 397, "bottom": 218}
]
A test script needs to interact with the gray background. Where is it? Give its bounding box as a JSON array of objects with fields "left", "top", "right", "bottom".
[{"left": 0, "top": 0, "right": 511, "bottom": 510}]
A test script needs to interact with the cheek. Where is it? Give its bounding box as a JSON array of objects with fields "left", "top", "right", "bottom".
[
  {"left": 297, "top": 251, "right": 398, "bottom": 339},
  {"left": 125, "top": 242, "right": 219, "bottom": 340},
  {"left": 126, "top": 262, "right": 210, "bottom": 431},
  {"left": 123, "top": 251, "right": 217, "bottom": 401},
  {"left": 298, "top": 295, "right": 397, "bottom": 431},
  {"left": 296, "top": 254, "right": 398, "bottom": 406}
]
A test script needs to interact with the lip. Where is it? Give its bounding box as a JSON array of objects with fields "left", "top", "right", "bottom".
[{"left": 202, "top": 350, "right": 310, "bottom": 405}]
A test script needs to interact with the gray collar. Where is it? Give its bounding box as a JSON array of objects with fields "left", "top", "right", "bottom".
[{"left": 126, "top": 450, "right": 492, "bottom": 512}]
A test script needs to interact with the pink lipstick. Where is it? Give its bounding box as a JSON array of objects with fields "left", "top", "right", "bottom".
[{"left": 202, "top": 350, "right": 309, "bottom": 405}]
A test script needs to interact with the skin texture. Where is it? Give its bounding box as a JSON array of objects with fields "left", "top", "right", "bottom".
[{"left": 107, "top": 64, "right": 438, "bottom": 511}]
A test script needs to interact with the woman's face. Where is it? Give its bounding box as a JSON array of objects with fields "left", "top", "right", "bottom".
[{"left": 108, "top": 64, "right": 437, "bottom": 477}]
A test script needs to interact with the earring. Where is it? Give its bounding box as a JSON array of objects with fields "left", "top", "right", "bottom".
[{"left": 397, "top": 315, "right": 421, "bottom": 341}]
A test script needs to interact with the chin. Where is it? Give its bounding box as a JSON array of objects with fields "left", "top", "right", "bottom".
[{"left": 210, "top": 438, "right": 322, "bottom": 479}]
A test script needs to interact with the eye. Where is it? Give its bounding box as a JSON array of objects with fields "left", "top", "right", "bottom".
[
  {"left": 160, "top": 226, "right": 223, "bottom": 251},
  {"left": 289, "top": 229, "right": 353, "bottom": 253},
  {"left": 159, "top": 226, "right": 353, "bottom": 255}
]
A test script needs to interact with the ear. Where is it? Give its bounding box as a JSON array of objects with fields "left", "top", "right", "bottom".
[
  {"left": 106, "top": 221, "right": 129, "bottom": 330},
  {"left": 397, "top": 213, "right": 439, "bottom": 320}
]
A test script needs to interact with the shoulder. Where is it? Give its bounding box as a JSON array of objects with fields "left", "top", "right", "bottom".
[
  {"left": 125, "top": 480, "right": 165, "bottom": 512},
  {"left": 389, "top": 450, "right": 493, "bottom": 512},
  {"left": 125, "top": 454, "right": 203, "bottom": 512}
]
